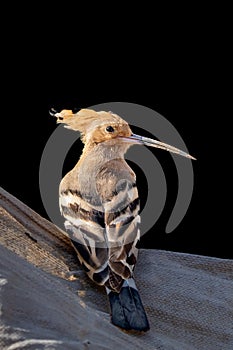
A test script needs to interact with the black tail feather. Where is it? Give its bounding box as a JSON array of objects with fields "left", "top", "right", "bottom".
[{"left": 107, "top": 284, "right": 150, "bottom": 332}]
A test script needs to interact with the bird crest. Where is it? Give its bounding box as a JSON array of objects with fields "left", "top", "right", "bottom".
[{"left": 51, "top": 108, "right": 130, "bottom": 143}]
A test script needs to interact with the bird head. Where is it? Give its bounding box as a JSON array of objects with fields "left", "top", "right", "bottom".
[{"left": 50, "top": 108, "right": 196, "bottom": 160}]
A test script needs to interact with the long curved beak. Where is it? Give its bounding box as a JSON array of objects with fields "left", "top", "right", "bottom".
[{"left": 120, "top": 133, "right": 196, "bottom": 160}]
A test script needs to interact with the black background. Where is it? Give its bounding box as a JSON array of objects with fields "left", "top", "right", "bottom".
[{"left": 1, "top": 14, "right": 229, "bottom": 259}]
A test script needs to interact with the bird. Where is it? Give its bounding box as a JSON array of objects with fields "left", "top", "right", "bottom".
[{"left": 50, "top": 107, "right": 195, "bottom": 332}]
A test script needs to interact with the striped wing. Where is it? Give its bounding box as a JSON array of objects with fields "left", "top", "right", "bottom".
[
  {"left": 103, "top": 180, "right": 140, "bottom": 292},
  {"left": 59, "top": 167, "right": 140, "bottom": 293}
]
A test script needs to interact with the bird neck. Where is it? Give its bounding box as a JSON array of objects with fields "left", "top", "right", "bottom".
[
  {"left": 79, "top": 141, "right": 129, "bottom": 165},
  {"left": 72, "top": 141, "right": 130, "bottom": 204}
]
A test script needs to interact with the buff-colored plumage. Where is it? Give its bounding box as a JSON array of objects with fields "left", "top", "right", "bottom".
[{"left": 51, "top": 108, "right": 195, "bottom": 332}]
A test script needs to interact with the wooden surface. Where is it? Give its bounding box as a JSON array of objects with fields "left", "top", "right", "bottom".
[{"left": 1, "top": 186, "right": 233, "bottom": 350}]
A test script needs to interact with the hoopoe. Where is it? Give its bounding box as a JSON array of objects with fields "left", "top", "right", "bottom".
[{"left": 50, "top": 108, "right": 195, "bottom": 332}]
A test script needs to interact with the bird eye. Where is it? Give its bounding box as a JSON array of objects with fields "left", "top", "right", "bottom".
[{"left": 106, "top": 126, "right": 115, "bottom": 133}]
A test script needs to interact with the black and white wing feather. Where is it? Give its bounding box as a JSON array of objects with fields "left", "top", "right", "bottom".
[{"left": 59, "top": 159, "right": 140, "bottom": 293}]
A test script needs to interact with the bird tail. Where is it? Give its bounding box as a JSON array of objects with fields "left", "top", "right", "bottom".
[{"left": 106, "top": 278, "right": 150, "bottom": 332}]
